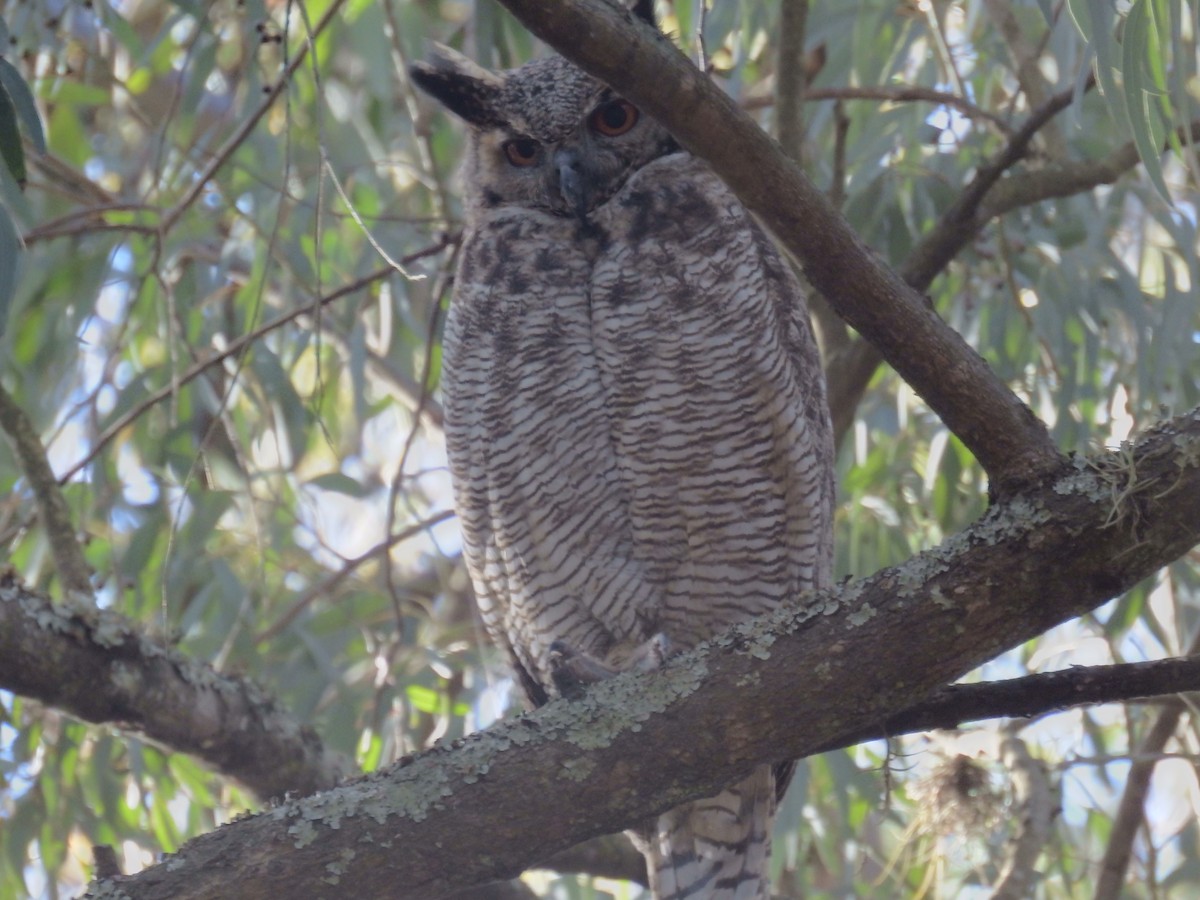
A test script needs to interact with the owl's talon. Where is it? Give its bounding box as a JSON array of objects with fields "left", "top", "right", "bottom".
[
  {"left": 549, "top": 640, "right": 619, "bottom": 700},
  {"left": 628, "top": 632, "right": 670, "bottom": 672},
  {"left": 549, "top": 633, "right": 672, "bottom": 700}
]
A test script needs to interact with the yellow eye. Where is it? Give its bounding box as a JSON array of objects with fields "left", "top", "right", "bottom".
[
  {"left": 589, "top": 100, "right": 639, "bottom": 137},
  {"left": 503, "top": 138, "right": 541, "bottom": 167}
]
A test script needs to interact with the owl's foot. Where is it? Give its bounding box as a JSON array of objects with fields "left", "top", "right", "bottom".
[{"left": 549, "top": 633, "right": 670, "bottom": 700}]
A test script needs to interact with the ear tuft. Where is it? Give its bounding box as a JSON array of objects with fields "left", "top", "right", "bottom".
[
  {"left": 410, "top": 44, "right": 507, "bottom": 128},
  {"left": 631, "top": 0, "right": 656, "bottom": 27}
]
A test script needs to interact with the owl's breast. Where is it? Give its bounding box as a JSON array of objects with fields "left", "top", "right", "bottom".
[
  {"left": 586, "top": 154, "right": 835, "bottom": 650},
  {"left": 444, "top": 207, "right": 666, "bottom": 698}
]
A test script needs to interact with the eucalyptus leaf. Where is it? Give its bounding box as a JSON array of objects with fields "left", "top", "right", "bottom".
[
  {"left": 0, "top": 58, "right": 45, "bottom": 154},
  {"left": 0, "top": 79, "right": 23, "bottom": 187},
  {"left": 0, "top": 202, "right": 17, "bottom": 336}
]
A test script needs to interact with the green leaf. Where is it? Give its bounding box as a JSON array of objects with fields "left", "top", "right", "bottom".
[
  {"left": 1069, "top": 0, "right": 1133, "bottom": 139},
  {"left": 0, "top": 202, "right": 18, "bottom": 335},
  {"left": 406, "top": 683, "right": 441, "bottom": 714},
  {"left": 0, "top": 79, "right": 24, "bottom": 187},
  {"left": 0, "top": 58, "right": 45, "bottom": 154},
  {"left": 307, "top": 471, "right": 370, "bottom": 497},
  {"left": 1121, "top": 0, "right": 1171, "bottom": 202}
]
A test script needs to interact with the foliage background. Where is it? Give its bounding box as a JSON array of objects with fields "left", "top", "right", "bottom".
[{"left": 0, "top": 0, "right": 1198, "bottom": 896}]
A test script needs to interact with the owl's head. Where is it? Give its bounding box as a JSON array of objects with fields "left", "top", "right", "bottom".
[{"left": 410, "top": 1, "right": 677, "bottom": 220}]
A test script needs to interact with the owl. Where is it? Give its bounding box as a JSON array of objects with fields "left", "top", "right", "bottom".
[{"left": 412, "top": 3, "right": 834, "bottom": 897}]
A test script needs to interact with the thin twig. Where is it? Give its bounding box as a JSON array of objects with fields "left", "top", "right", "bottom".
[
  {"left": 254, "top": 509, "right": 455, "bottom": 643},
  {"left": 159, "top": 0, "right": 349, "bottom": 232},
  {"left": 898, "top": 71, "right": 1096, "bottom": 290},
  {"left": 745, "top": 84, "right": 1013, "bottom": 132},
  {"left": 59, "top": 239, "right": 453, "bottom": 486},
  {"left": 383, "top": 252, "right": 454, "bottom": 626}
]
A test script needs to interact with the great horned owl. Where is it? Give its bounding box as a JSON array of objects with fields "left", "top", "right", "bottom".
[{"left": 412, "top": 3, "right": 834, "bottom": 897}]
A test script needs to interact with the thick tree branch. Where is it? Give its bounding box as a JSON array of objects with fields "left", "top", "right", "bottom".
[
  {"left": 491, "top": 0, "right": 1062, "bottom": 496},
  {"left": 539, "top": 833, "right": 647, "bottom": 885},
  {"left": 0, "top": 571, "right": 349, "bottom": 800},
  {"left": 86, "top": 408, "right": 1200, "bottom": 899}
]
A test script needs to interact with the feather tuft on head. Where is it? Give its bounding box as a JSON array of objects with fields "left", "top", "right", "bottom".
[{"left": 410, "top": 44, "right": 507, "bottom": 128}]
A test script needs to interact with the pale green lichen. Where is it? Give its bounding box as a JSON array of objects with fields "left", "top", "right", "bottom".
[
  {"left": 897, "top": 560, "right": 946, "bottom": 594},
  {"left": 542, "top": 657, "right": 708, "bottom": 751},
  {"left": 109, "top": 662, "right": 141, "bottom": 696},
  {"left": 1173, "top": 431, "right": 1200, "bottom": 468},
  {"left": 735, "top": 671, "right": 761, "bottom": 688},
  {"left": 746, "top": 641, "right": 773, "bottom": 660},
  {"left": 323, "top": 847, "right": 357, "bottom": 882},
  {"left": 30, "top": 600, "right": 71, "bottom": 633},
  {"left": 930, "top": 586, "right": 953, "bottom": 609},
  {"left": 271, "top": 757, "right": 457, "bottom": 843},
  {"left": 77, "top": 883, "right": 134, "bottom": 900},
  {"left": 847, "top": 603, "right": 876, "bottom": 627},
  {"left": 1053, "top": 468, "right": 1105, "bottom": 498},
  {"left": 559, "top": 757, "right": 597, "bottom": 782},
  {"left": 288, "top": 818, "right": 318, "bottom": 848},
  {"left": 91, "top": 614, "right": 133, "bottom": 648}
]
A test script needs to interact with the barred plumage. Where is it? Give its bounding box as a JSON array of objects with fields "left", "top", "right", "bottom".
[{"left": 413, "top": 9, "right": 834, "bottom": 896}]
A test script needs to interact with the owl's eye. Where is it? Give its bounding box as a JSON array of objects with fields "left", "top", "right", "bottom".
[
  {"left": 503, "top": 138, "right": 542, "bottom": 167},
  {"left": 589, "top": 100, "right": 639, "bottom": 137}
]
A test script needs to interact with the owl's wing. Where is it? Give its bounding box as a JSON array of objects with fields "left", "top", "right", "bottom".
[
  {"left": 444, "top": 208, "right": 663, "bottom": 705},
  {"left": 590, "top": 154, "right": 835, "bottom": 653},
  {"left": 590, "top": 153, "right": 834, "bottom": 900}
]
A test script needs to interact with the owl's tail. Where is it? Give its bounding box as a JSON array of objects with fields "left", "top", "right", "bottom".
[{"left": 638, "top": 764, "right": 777, "bottom": 900}]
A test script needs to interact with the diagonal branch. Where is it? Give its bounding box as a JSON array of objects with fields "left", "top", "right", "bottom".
[
  {"left": 488, "top": 0, "right": 1063, "bottom": 497},
  {"left": 898, "top": 75, "right": 1093, "bottom": 290},
  {"left": 86, "top": 407, "right": 1200, "bottom": 899},
  {"left": 0, "top": 572, "right": 350, "bottom": 800},
  {"left": 158, "top": 0, "right": 348, "bottom": 232},
  {"left": 825, "top": 78, "right": 1094, "bottom": 442},
  {"left": 825, "top": 653, "right": 1200, "bottom": 753},
  {"left": 981, "top": 121, "right": 1200, "bottom": 220},
  {"left": 827, "top": 117, "right": 1200, "bottom": 445},
  {"left": 0, "top": 384, "right": 93, "bottom": 597},
  {"left": 1092, "top": 627, "right": 1200, "bottom": 899},
  {"left": 1093, "top": 699, "right": 1186, "bottom": 899},
  {"left": 990, "top": 733, "right": 1055, "bottom": 900}
]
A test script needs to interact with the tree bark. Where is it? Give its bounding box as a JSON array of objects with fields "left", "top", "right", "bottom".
[
  {"left": 84, "top": 407, "right": 1200, "bottom": 899},
  {"left": 0, "top": 572, "right": 349, "bottom": 800}
]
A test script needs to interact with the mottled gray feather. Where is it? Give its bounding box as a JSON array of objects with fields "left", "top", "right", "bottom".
[{"left": 420, "top": 30, "right": 833, "bottom": 900}]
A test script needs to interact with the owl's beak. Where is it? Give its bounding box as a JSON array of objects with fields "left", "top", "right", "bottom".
[{"left": 554, "top": 149, "right": 589, "bottom": 219}]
